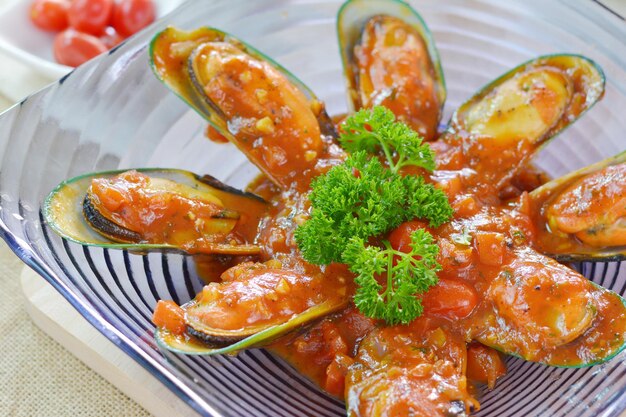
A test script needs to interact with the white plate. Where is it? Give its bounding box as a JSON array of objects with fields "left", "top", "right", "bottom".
[{"left": 0, "top": 0, "right": 185, "bottom": 79}]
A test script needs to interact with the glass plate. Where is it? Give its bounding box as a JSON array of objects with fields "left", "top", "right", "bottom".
[{"left": 0, "top": 1, "right": 625, "bottom": 416}]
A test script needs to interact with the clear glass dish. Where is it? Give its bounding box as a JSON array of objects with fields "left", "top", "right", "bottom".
[{"left": 0, "top": 1, "right": 624, "bottom": 416}]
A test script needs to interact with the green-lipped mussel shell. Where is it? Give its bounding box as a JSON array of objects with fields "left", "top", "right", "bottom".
[
  {"left": 477, "top": 280, "right": 626, "bottom": 368},
  {"left": 43, "top": 168, "right": 267, "bottom": 255},
  {"left": 439, "top": 54, "right": 605, "bottom": 190},
  {"left": 155, "top": 299, "right": 348, "bottom": 355},
  {"left": 469, "top": 248, "right": 626, "bottom": 368},
  {"left": 150, "top": 26, "right": 338, "bottom": 191},
  {"left": 149, "top": 26, "right": 337, "bottom": 142},
  {"left": 337, "top": 0, "right": 446, "bottom": 139},
  {"left": 450, "top": 54, "right": 604, "bottom": 153},
  {"left": 529, "top": 151, "right": 626, "bottom": 262}
]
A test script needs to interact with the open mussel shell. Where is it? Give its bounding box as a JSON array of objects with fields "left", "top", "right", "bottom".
[
  {"left": 155, "top": 299, "right": 347, "bottom": 356},
  {"left": 450, "top": 54, "right": 604, "bottom": 151},
  {"left": 482, "top": 281, "right": 626, "bottom": 368},
  {"left": 528, "top": 151, "right": 626, "bottom": 262},
  {"left": 346, "top": 325, "right": 475, "bottom": 416},
  {"left": 337, "top": 0, "right": 446, "bottom": 139},
  {"left": 470, "top": 248, "right": 626, "bottom": 368},
  {"left": 440, "top": 54, "right": 605, "bottom": 190},
  {"left": 149, "top": 26, "right": 337, "bottom": 141},
  {"left": 151, "top": 26, "right": 338, "bottom": 191},
  {"left": 43, "top": 168, "right": 267, "bottom": 255}
]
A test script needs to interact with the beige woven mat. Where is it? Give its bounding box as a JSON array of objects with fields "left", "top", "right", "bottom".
[{"left": 0, "top": 242, "right": 151, "bottom": 417}]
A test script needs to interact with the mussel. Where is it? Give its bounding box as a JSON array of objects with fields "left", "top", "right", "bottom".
[
  {"left": 150, "top": 27, "right": 339, "bottom": 190},
  {"left": 466, "top": 247, "right": 626, "bottom": 367},
  {"left": 346, "top": 323, "right": 477, "bottom": 416},
  {"left": 438, "top": 54, "right": 605, "bottom": 190},
  {"left": 528, "top": 151, "right": 626, "bottom": 262},
  {"left": 337, "top": 0, "right": 446, "bottom": 140},
  {"left": 44, "top": 168, "right": 267, "bottom": 255},
  {"left": 153, "top": 261, "right": 349, "bottom": 355}
]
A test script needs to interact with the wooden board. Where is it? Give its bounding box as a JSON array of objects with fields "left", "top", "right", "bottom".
[{"left": 20, "top": 266, "right": 199, "bottom": 417}]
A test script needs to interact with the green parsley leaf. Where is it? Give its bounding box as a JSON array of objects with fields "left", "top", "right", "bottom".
[
  {"left": 340, "top": 106, "right": 436, "bottom": 173},
  {"left": 295, "top": 152, "right": 408, "bottom": 264},
  {"left": 295, "top": 105, "right": 453, "bottom": 325},
  {"left": 344, "top": 229, "right": 441, "bottom": 325},
  {"left": 402, "top": 174, "right": 454, "bottom": 228}
]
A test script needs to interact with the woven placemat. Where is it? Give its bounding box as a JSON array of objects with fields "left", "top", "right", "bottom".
[{"left": 0, "top": 241, "right": 151, "bottom": 417}]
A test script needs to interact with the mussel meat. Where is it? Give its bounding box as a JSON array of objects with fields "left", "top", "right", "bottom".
[
  {"left": 466, "top": 247, "right": 626, "bottom": 367},
  {"left": 528, "top": 151, "right": 626, "bottom": 262},
  {"left": 154, "top": 261, "right": 349, "bottom": 355},
  {"left": 44, "top": 169, "right": 267, "bottom": 255},
  {"left": 337, "top": 0, "right": 446, "bottom": 140},
  {"left": 346, "top": 322, "right": 478, "bottom": 416}
]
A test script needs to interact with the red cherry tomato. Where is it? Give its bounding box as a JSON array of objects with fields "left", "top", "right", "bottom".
[
  {"left": 112, "top": 0, "right": 155, "bottom": 38},
  {"left": 53, "top": 29, "right": 108, "bottom": 67},
  {"left": 30, "top": 0, "right": 70, "bottom": 32},
  {"left": 67, "top": 0, "right": 113, "bottom": 35},
  {"left": 100, "top": 26, "right": 124, "bottom": 49},
  {"left": 421, "top": 279, "right": 478, "bottom": 320},
  {"left": 388, "top": 220, "right": 431, "bottom": 253}
]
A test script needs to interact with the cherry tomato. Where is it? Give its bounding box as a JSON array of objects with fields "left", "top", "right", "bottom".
[
  {"left": 388, "top": 220, "right": 431, "bottom": 253},
  {"left": 53, "top": 29, "right": 108, "bottom": 67},
  {"left": 100, "top": 26, "right": 124, "bottom": 49},
  {"left": 67, "top": 0, "right": 113, "bottom": 35},
  {"left": 421, "top": 279, "right": 478, "bottom": 320},
  {"left": 112, "top": 0, "right": 156, "bottom": 38},
  {"left": 30, "top": 0, "right": 70, "bottom": 32}
]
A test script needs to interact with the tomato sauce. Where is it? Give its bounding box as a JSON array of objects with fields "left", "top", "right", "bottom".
[
  {"left": 204, "top": 124, "right": 230, "bottom": 144},
  {"left": 260, "top": 157, "right": 625, "bottom": 413},
  {"left": 351, "top": 15, "right": 442, "bottom": 141},
  {"left": 245, "top": 131, "right": 626, "bottom": 410}
]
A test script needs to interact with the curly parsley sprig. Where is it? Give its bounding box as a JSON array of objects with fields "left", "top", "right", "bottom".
[
  {"left": 340, "top": 106, "right": 437, "bottom": 173},
  {"left": 295, "top": 152, "right": 448, "bottom": 265},
  {"left": 295, "top": 106, "right": 452, "bottom": 325},
  {"left": 345, "top": 230, "right": 441, "bottom": 325}
]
